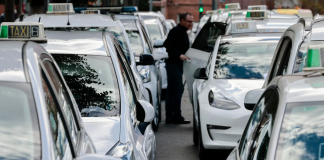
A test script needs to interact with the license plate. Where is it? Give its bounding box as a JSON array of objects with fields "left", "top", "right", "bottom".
[
  {"left": 236, "top": 22, "right": 249, "bottom": 29},
  {"left": 8, "top": 25, "right": 39, "bottom": 38},
  {"left": 250, "top": 12, "right": 265, "bottom": 18}
]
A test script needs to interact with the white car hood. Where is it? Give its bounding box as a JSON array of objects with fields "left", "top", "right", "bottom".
[
  {"left": 211, "top": 79, "right": 264, "bottom": 106},
  {"left": 82, "top": 117, "right": 120, "bottom": 155}
]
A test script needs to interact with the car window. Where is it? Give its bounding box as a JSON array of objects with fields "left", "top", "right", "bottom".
[
  {"left": 146, "top": 23, "right": 163, "bottom": 41},
  {"left": 140, "top": 25, "right": 153, "bottom": 54},
  {"left": 106, "top": 27, "right": 132, "bottom": 64},
  {"left": 276, "top": 101, "right": 324, "bottom": 160},
  {"left": 126, "top": 30, "right": 144, "bottom": 56},
  {"left": 250, "top": 90, "right": 279, "bottom": 160},
  {"left": 214, "top": 41, "right": 278, "bottom": 79},
  {"left": 192, "top": 22, "right": 226, "bottom": 53},
  {"left": 269, "top": 39, "right": 291, "bottom": 83},
  {"left": 43, "top": 60, "right": 79, "bottom": 146},
  {"left": 52, "top": 54, "right": 120, "bottom": 117},
  {"left": 158, "top": 18, "right": 167, "bottom": 35},
  {"left": 41, "top": 73, "right": 73, "bottom": 159},
  {"left": 0, "top": 82, "right": 41, "bottom": 159},
  {"left": 239, "top": 90, "right": 271, "bottom": 160}
]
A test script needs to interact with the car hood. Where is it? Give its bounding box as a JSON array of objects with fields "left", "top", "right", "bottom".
[
  {"left": 210, "top": 79, "right": 264, "bottom": 106},
  {"left": 82, "top": 117, "right": 121, "bottom": 155}
]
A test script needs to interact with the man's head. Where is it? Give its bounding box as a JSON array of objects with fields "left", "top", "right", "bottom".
[{"left": 179, "top": 12, "right": 194, "bottom": 30}]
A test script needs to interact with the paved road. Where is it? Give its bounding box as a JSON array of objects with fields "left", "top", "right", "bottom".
[{"left": 155, "top": 86, "right": 232, "bottom": 160}]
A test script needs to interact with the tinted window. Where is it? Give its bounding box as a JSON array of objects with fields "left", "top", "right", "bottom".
[
  {"left": 43, "top": 60, "right": 78, "bottom": 146},
  {"left": 214, "top": 42, "right": 278, "bottom": 79},
  {"left": 42, "top": 75, "right": 72, "bottom": 159},
  {"left": 192, "top": 22, "right": 225, "bottom": 53},
  {"left": 146, "top": 24, "right": 163, "bottom": 41},
  {"left": 276, "top": 102, "right": 324, "bottom": 160},
  {"left": 0, "top": 82, "right": 41, "bottom": 160},
  {"left": 126, "top": 30, "right": 144, "bottom": 56},
  {"left": 52, "top": 54, "right": 120, "bottom": 117}
]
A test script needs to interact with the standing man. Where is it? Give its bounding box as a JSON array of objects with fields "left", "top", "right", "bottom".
[{"left": 163, "top": 12, "right": 193, "bottom": 124}]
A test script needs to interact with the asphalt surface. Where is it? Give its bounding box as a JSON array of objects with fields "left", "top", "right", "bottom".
[{"left": 155, "top": 86, "right": 232, "bottom": 160}]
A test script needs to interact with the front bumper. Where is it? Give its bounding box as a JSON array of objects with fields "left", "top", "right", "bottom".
[{"left": 199, "top": 102, "right": 251, "bottom": 149}]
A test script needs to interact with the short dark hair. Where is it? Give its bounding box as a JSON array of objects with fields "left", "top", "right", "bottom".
[{"left": 179, "top": 12, "right": 192, "bottom": 21}]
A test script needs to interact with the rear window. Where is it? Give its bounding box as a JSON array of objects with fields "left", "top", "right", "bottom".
[
  {"left": 214, "top": 41, "right": 278, "bottom": 79},
  {"left": 276, "top": 102, "right": 324, "bottom": 160},
  {"left": 0, "top": 82, "right": 41, "bottom": 159},
  {"left": 52, "top": 54, "right": 120, "bottom": 117}
]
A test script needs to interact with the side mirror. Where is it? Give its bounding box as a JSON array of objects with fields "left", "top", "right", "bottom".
[
  {"left": 75, "top": 154, "right": 118, "bottom": 160},
  {"left": 193, "top": 68, "right": 208, "bottom": 80},
  {"left": 136, "top": 54, "right": 154, "bottom": 66},
  {"left": 152, "top": 48, "right": 168, "bottom": 60},
  {"left": 136, "top": 100, "right": 155, "bottom": 122},
  {"left": 244, "top": 89, "right": 265, "bottom": 110},
  {"left": 153, "top": 39, "right": 165, "bottom": 48}
]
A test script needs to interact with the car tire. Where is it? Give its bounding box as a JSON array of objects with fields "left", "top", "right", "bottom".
[{"left": 193, "top": 113, "right": 198, "bottom": 146}]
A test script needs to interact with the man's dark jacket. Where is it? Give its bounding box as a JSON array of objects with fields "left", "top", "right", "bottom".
[{"left": 163, "top": 24, "right": 190, "bottom": 65}]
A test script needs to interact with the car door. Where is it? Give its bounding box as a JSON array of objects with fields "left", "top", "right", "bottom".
[
  {"left": 40, "top": 54, "right": 96, "bottom": 155},
  {"left": 238, "top": 87, "right": 279, "bottom": 160},
  {"left": 183, "top": 21, "right": 226, "bottom": 103},
  {"left": 114, "top": 41, "right": 155, "bottom": 159}
]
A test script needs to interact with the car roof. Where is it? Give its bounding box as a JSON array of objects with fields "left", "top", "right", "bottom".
[
  {"left": 115, "top": 14, "right": 138, "bottom": 20},
  {"left": 138, "top": 12, "right": 164, "bottom": 18},
  {"left": 21, "top": 14, "right": 117, "bottom": 27},
  {"left": 42, "top": 31, "right": 108, "bottom": 56},
  {"left": 310, "top": 18, "right": 324, "bottom": 41},
  {"left": 221, "top": 33, "right": 282, "bottom": 42},
  {"left": 275, "top": 74, "right": 324, "bottom": 103},
  {"left": 0, "top": 41, "right": 26, "bottom": 82}
]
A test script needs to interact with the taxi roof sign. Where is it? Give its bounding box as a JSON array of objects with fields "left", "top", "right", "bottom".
[
  {"left": 47, "top": 3, "right": 75, "bottom": 14},
  {"left": 0, "top": 22, "right": 46, "bottom": 42},
  {"left": 248, "top": 5, "right": 267, "bottom": 10},
  {"left": 81, "top": 10, "right": 100, "bottom": 14},
  {"left": 225, "top": 3, "right": 241, "bottom": 10},
  {"left": 246, "top": 10, "right": 268, "bottom": 20},
  {"left": 304, "top": 45, "right": 324, "bottom": 72},
  {"left": 231, "top": 21, "right": 257, "bottom": 34}
]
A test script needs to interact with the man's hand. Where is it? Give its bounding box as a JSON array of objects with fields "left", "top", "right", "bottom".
[{"left": 180, "top": 54, "right": 189, "bottom": 61}]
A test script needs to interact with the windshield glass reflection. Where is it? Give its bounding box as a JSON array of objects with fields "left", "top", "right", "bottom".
[
  {"left": 52, "top": 54, "right": 120, "bottom": 117},
  {"left": 126, "top": 30, "right": 144, "bottom": 56},
  {"left": 146, "top": 24, "right": 163, "bottom": 41},
  {"left": 276, "top": 102, "right": 324, "bottom": 160},
  {"left": 214, "top": 41, "right": 278, "bottom": 79}
]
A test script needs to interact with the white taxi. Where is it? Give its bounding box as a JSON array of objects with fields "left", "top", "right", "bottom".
[
  {"left": 190, "top": 20, "right": 282, "bottom": 159},
  {"left": 227, "top": 46, "right": 324, "bottom": 160},
  {"left": 0, "top": 22, "right": 117, "bottom": 160}
]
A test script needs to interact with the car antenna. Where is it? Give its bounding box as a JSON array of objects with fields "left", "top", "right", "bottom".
[
  {"left": 38, "top": 17, "right": 41, "bottom": 23},
  {"left": 67, "top": 12, "right": 70, "bottom": 25},
  {"left": 19, "top": 15, "right": 24, "bottom": 22}
]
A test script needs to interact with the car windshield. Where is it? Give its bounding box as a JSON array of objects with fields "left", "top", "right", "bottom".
[
  {"left": 276, "top": 102, "right": 324, "bottom": 160},
  {"left": 0, "top": 82, "right": 41, "bottom": 159},
  {"left": 146, "top": 24, "right": 163, "bottom": 41},
  {"left": 214, "top": 40, "right": 278, "bottom": 79},
  {"left": 106, "top": 27, "right": 132, "bottom": 63},
  {"left": 52, "top": 54, "right": 120, "bottom": 117}
]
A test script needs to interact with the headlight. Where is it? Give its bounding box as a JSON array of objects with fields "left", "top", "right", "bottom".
[
  {"left": 106, "top": 142, "right": 135, "bottom": 160},
  {"left": 139, "top": 68, "right": 151, "bottom": 83},
  {"left": 208, "top": 90, "right": 240, "bottom": 110}
]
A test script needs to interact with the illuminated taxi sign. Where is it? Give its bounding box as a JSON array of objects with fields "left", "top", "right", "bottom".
[
  {"left": 0, "top": 22, "right": 46, "bottom": 42},
  {"left": 304, "top": 46, "right": 324, "bottom": 72},
  {"left": 47, "top": 3, "right": 75, "bottom": 14},
  {"left": 246, "top": 10, "right": 268, "bottom": 19},
  {"left": 225, "top": 3, "right": 241, "bottom": 10},
  {"left": 81, "top": 10, "right": 100, "bottom": 14},
  {"left": 248, "top": 5, "right": 267, "bottom": 10},
  {"left": 231, "top": 21, "right": 257, "bottom": 34}
]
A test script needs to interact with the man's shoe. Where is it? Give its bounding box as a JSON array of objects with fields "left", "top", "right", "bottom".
[{"left": 173, "top": 119, "right": 191, "bottom": 124}]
